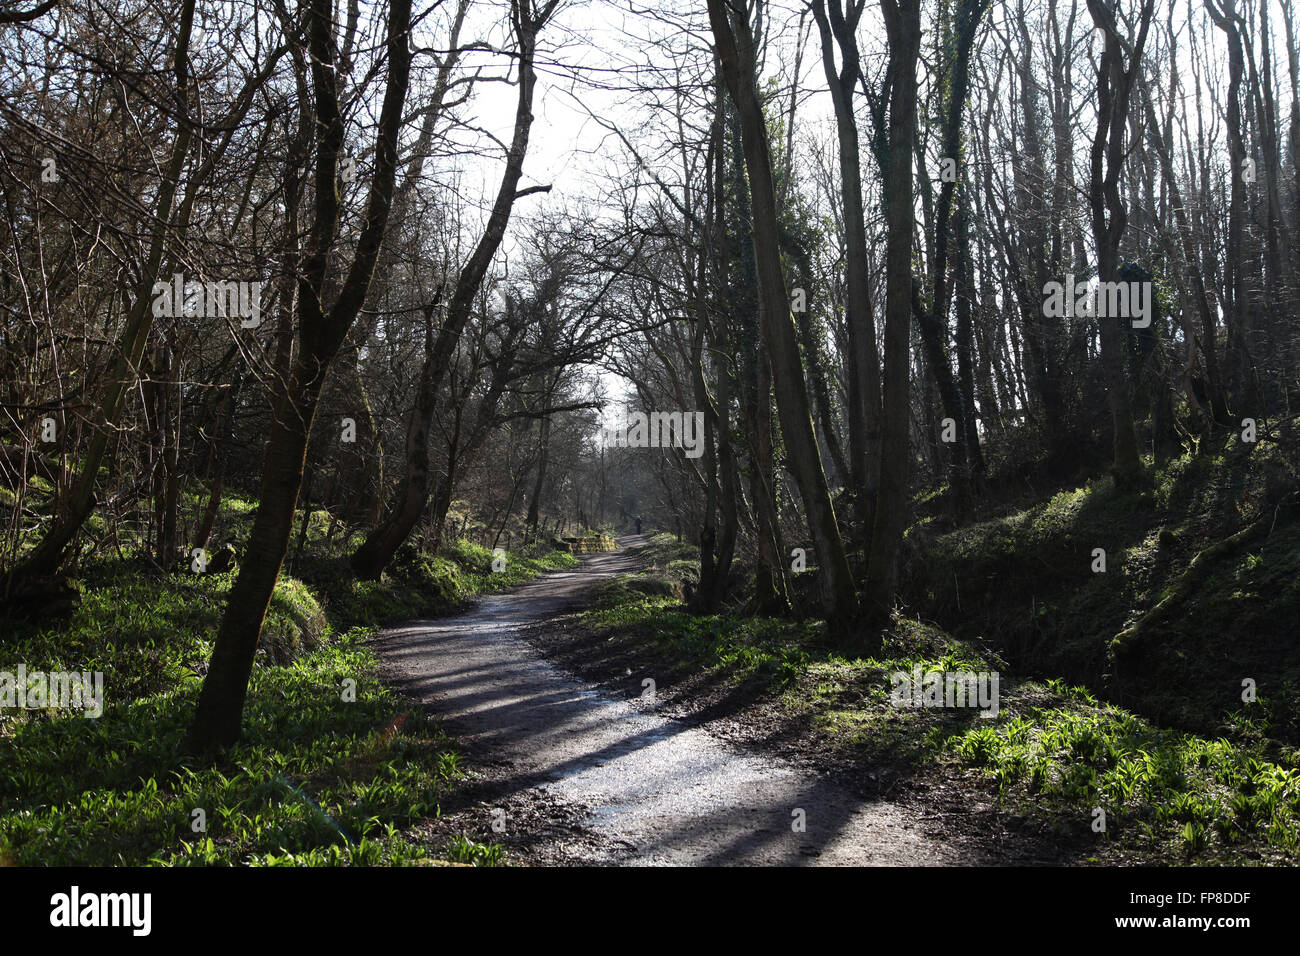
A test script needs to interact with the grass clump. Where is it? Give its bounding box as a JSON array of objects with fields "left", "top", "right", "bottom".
[{"left": 947, "top": 688, "right": 1300, "bottom": 862}]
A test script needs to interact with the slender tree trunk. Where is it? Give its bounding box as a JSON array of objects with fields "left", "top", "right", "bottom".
[
  {"left": 726, "top": 108, "right": 787, "bottom": 615},
  {"left": 351, "top": 304, "right": 440, "bottom": 579},
  {"left": 525, "top": 411, "right": 552, "bottom": 530},
  {"left": 1138, "top": 81, "right": 1231, "bottom": 425},
  {"left": 953, "top": 198, "right": 984, "bottom": 478},
  {"left": 186, "top": 0, "right": 415, "bottom": 750},
  {"left": 350, "top": 3, "right": 553, "bottom": 578},
  {"left": 787, "top": 238, "right": 850, "bottom": 485},
  {"left": 698, "top": 96, "right": 739, "bottom": 612},
  {"left": 862, "top": 0, "right": 922, "bottom": 631},
  {"left": 708, "top": 0, "right": 858, "bottom": 632},
  {"left": 1087, "top": 0, "right": 1153, "bottom": 488},
  {"left": 1205, "top": 0, "right": 1259, "bottom": 415},
  {"left": 916, "top": 0, "right": 987, "bottom": 511},
  {"left": 811, "top": 0, "right": 882, "bottom": 540}
]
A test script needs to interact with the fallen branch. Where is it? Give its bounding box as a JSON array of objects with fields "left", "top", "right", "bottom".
[{"left": 1109, "top": 509, "right": 1276, "bottom": 659}]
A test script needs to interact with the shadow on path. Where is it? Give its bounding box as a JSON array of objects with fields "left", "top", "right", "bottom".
[{"left": 374, "top": 536, "right": 973, "bottom": 865}]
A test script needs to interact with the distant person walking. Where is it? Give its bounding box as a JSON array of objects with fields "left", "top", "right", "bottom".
[{"left": 635, "top": 516, "right": 643, "bottom": 534}]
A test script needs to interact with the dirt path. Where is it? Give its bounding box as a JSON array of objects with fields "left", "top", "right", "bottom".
[{"left": 375, "top": 536, "right": 973, "bottom": 865}]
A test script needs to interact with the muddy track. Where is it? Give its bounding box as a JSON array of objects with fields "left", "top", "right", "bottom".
[{"left": 374, "top": 536, "right": 979, "bottom": 865}]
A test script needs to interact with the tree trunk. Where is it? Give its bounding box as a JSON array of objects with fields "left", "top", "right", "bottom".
[
  {"left": 185, "top": 0, "right": 415, "bottom": 751},
  {"left": 862, "top": 0, "right": 922, "bottom": 631},
  {"left": 525, "top": 411, "right": 552, "bottom": 530},
  {"left": 707, "top": 0, "right": 858, "bottom": 632},
  {"left": 349, "top": 4, "right": 551, "bottom": 578},
  {"left": 811, "top": 0, "right": 882, "bottom": 540},
  {"left": 1087, "top": 0, "right": 1153, "bottom": 489}
]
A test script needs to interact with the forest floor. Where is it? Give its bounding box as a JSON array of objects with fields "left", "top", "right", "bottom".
[
  {"left": 0, "top": 524, "right": 581, "bottom": 866},
  {"left": 377, "top": 535, "right": 1099, "bottom": 865}
]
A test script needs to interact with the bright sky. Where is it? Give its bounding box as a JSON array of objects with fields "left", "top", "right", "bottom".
[{"left": 426, "top": 0, "right": 1295, "bottom": 424}]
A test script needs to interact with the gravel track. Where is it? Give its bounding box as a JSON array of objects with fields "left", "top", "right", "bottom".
[{"left": 374, "top": 536, "right": 970, "bottom": 865}]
